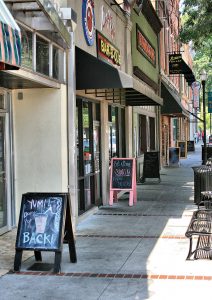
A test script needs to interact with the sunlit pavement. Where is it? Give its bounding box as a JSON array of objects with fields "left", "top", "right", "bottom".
[{"left": 2, "top": 141, "right": 212, "bottom": 300}]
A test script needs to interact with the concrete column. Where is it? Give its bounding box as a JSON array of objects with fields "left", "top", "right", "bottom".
[
  {"left": 66, "top": 32, "right": 78, "bottom": 231},
  {"left": 125, "top": 106, "right": 133, "bottom": 157},
  {"left": 100, "top": 100, "right": 110, "bottom": 205}
]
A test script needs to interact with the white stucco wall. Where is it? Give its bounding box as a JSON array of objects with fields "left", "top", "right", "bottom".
[{"left": 12, "top": 86, "right": 68, "bottom": 222}]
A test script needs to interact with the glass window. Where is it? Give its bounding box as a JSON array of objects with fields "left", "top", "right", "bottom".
[
  {"left": 36, "top": 35, "right": 49, "bottom": 76},
  {"left": 52, "top": 46, "right": 59, "bottom": 80},
  {"left": 173, "top": 118, "right": 178, "bottom": 141},
  {"left": 83, "top": 102, "right": 93, "bottom": 174},
  {"left": 149, "top": 117, "right": 156, "bottom": 150},
  {"left": 138, "top": 114, "right": 147, "bottom": 155},
  {"left": 20, "top": 26, "right": 33, "bottom": 69}
]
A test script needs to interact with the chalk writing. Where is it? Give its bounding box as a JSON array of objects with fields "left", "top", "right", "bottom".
[{"left": 17, "top": 196, "right": 63, "bottom": 250}]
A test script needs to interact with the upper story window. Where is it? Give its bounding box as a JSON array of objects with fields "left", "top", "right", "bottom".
[
  {"left": 19, "top": 24, "right": 65, "bottom": 82},
  {"left": 36, "top": 36, "right": 49, "bottom": 76},
  {"left": 21, "top": 26, "right": 33, "bottom": 70}
]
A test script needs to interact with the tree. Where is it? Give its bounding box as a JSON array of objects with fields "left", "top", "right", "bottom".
[{"left": 179, "top": 0, "right": 212, "bottom": 50}]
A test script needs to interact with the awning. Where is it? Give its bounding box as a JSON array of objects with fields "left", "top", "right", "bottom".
[
  {"left": 0, "top": 0, "right": 21, "bottom": 68},
  {"left": 76, "top": 47, "right": 163, "bottom": 106},
  {"left": 4, "top": 0, "right": 77, "bottom": 48},
  {"left": 169, "top": 54, "right": 195, "bottom": 86},
  {"left": 161, "top": 81, "right": 189, "bottom": 118},
  {"left": 182, "top": 60, "right": 196, "bottom": 86}
]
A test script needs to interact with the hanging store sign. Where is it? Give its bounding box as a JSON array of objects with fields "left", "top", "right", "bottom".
[
  {"left": 208, "top": 92, "right": 212, "bottom": 113},
  {"left": 96, "top": 31, "right": 121, "bottom": 67},
  {"left": 191, "top": 81, "right": 201, "bottom": 109},
  {"left": 0, "top": 21, "right": 21, "bottom": 69},
  {"left": 136, "top": 25, "right": 156, "bottom": 66},
  {"left": 169, "top": 54, "right": 183, "bottom": 74},
  {"left": 82, "top": 0, "right": 95, "bottom": 46}
]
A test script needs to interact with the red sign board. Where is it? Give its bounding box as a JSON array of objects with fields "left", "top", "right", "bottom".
[
  {"left": 96, "top": 31, "right": 121, "bottom": 67},
  {"left": 136, "top": 24, "right": 156, "bottom": 66}
]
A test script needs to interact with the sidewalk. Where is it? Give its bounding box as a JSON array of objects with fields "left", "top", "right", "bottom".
[{"left": 1, "top": 142, "right": 212, "bottom": 300}]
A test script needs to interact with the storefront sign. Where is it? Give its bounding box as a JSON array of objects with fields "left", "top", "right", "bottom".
[
  {"left": 169, "top": 54, "right": 183, "bottom": 74},
  {"left": 82, "top": 0, "right": 95, "bottom": 46},
  {"left": 96, "top": 31, "right": 121, "bottom": 66},
  {"left": 142, "top": 151, "right": 160, "bottom": 182},
  {"left": 101, "top": 6, "right": 115, "bottom": 40},
  {"left": 136, "top": 25, "right": 156, "bottom": 66},
  {"left": 110, "top": 158, "right": 137, "bottom": 206},
  {"left": 0, "top": 21, "right": 21, "bottom": 68},
  {"left": 191, "top": 81, "right": 201, "bottom": 109},
  {"left": 14, "top": 193, "right": 77, "bottom": 273},
  {"left": 208, "top": 92, "right": 212, "bottom": 113}
]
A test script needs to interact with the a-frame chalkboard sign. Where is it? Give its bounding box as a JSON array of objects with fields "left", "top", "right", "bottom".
[
  {"left": 109, "top": 158, "right": 137, "bottom": 206},
  {"left": 141, "top": 151, "right": 160, "bottom": 183},
  {"left": 14, "top": 193, "right": 77, "bottom": 273}
]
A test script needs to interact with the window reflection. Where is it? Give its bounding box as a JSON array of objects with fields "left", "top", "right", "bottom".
[
  {"left": 36, "top": 36, "right": 49, "bottom": 76},
  {"left": 20, "top": 26, "right": 33, "bottom": 69}
]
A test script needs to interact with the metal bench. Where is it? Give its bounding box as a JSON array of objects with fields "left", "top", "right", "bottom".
[
  {"left": 198, "top": 191, "right": 212, "bottom": 209},
  {"left": 185, "top": 209, "right": 212, "bottom": 260}
]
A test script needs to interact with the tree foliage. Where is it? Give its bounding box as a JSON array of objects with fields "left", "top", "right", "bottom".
[{"left": 179, "top": 0, "right": 212, "bottom": 50}]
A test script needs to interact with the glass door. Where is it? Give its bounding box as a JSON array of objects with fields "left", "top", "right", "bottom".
[
  {"left": 0, "top": 114, "right": 7, "bottom": 231},
  {"left": 0, "top": 91, "right": 12, "bottom": 235}
]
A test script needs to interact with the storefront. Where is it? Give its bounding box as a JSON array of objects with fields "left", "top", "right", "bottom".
[
  {"left": 0, "top": 1, "right": 21, "bottom": 234},
  {"left": 72, "top": 0, "right": 164, "bottom": 212},
  {"left": 130, "top": 0, "right": 163, "bottom": 180},
  {"left": 0, "top": 0, "right": 77, "bottom": 233}
]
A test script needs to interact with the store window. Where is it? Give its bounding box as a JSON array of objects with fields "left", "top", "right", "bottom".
[
  {"left": 77, "top": 99, "right": 102, "bottom": 215},
  {"left": 138, "top": 114, "right": 147, "bottom": 155},
  {"left": 173, "top": 118, "right": 178, "bottom": 141},
  {"left": 108, "top": 105, "right": 126, "bottom": 160},
  {"left": 36, "top": 35, "right": 49, "bottom": 76}
]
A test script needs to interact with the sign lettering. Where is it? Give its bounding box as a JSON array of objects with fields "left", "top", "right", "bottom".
[
  {"left": 136, "top": 25, "right": 156, "bottom": 66},
  {"left": 97, "top": 31, "right": 121, "bottom": 66},
  {"left": 101, "top": 6, "right": 115, "bottom": 39}
]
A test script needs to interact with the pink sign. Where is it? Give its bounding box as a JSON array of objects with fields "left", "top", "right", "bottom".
[{"left": 109, "top": 158, "right": 137, "bottom": 206}]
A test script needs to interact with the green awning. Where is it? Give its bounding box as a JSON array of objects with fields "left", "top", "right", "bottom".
[{"left": 161, "top": 81, "right": 189, "bottom": 117}]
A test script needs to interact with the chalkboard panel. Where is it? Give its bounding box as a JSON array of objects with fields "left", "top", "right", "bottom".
[
  {"left": 16, "top": 193, "right": 66, "bottom": 251},
  {"left": 177, "top": 141, "right": 187, "bottom": 158},
  {"left": 187, "top": 141, "right": 195, "bottom": 152},
  {"left": 169, "top": 147, "right": 180, "bottom": 166},
  {"left": 142, "top": 151, "right": 160, "bottom": 181},
  {"left": 111, "top": 159, "right": 133, "bottom": 189}
]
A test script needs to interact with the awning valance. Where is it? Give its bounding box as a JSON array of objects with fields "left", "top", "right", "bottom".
[
  {"left": 161, "top": 81, "right": 189, "bottom": 118},
  {"left": 76, "top": 47, "right": 163, "bottom": 106},
  {"left": 0, "top": 0, "right": 21, "bottom": 68}
]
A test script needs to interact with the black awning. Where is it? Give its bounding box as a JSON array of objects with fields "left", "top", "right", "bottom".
[
  {"left": 76, "top": 47, "right": 163, "bottom": 106},
  {"left": 161, "top": 81, "right": 189, "bottom": 117},
  {"left": 181, "top": 60, "right": 196, "bottom": 86},
  {"left": 169, "top": 54, "right": 195, "bottom": 86},
  {"left": 76, "top": 47, "right": 132, "bottom": 90}
]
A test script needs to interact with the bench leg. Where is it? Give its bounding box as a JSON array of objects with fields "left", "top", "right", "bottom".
[{"left": 186, "top": 237, "right": 193, "bottom": 260}]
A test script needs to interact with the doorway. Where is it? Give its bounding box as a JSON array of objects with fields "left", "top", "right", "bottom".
[{"left": 0, "top": 90, "right": 13, "bottom": 234}]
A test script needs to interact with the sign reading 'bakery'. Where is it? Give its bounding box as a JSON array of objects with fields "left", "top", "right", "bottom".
[
  {"left": 96, "top": 31, "right": 121, "bottom": 67},
  {"left": 136, "top": 24, "right": 156, "bottom": 66}
]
